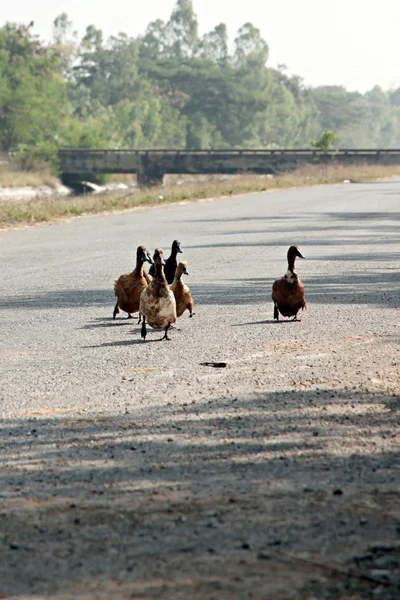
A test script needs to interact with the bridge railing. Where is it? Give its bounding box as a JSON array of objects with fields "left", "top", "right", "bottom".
[
  {"left": 57, "top": 148, "right": 400, "bottom": 186},
  {"left": 58, "top": 148, "right": 400, "bottom": 154}
]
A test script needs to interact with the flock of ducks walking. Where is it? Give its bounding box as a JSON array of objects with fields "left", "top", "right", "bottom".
[
  {"left": 112, "top": 240, "right": 306, "bottom": 340},
  {"left": 113, "top": 240, "right": 194, "bottom": 340}
]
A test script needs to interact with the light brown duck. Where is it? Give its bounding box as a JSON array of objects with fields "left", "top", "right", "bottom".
[
  {"left": 170, "top": 260, "right": 195, "bottom": 318},
  {"left": 113, "top": 246, "right": 153, "bottom": 319},
  {"left": 139, "top": 248, "right": 177, "bottom": 340}
]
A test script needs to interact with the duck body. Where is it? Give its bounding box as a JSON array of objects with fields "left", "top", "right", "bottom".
[
  {"left": 272, "top": 246, "right": 306, "bottom": 321},
  {"left": 113, "top": 246, "right": 153, "bottom": 319},
  {"left": 170, "top": 261, "right": 195, "bottom": 318},
  {"left": 140, "top": 248, "right": 177, "bottom": 340},
  {"left": 148, "top": 239, "right": 182, "bottom": 284}
]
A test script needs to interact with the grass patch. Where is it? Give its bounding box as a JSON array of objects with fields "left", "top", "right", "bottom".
[
  {"left": 0, "top": 162, "right": 59, "bottom": 188},
  {"left": 1, "top": 163, "right": 399, "bottom": 229}
]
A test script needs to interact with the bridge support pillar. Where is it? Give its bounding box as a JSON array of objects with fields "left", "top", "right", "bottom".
[{"left": 137, "top": 156, "right": 165, "bottom": 187}]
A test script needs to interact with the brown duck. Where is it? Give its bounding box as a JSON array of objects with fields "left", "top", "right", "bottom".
[
  {"left": 139, "top": 248, "right": 177, "bottom": 340},
  {"left": 272, "top": 246, "right": 306, "bottom": 321},
  {"left": 113, "top": 246, "right": 153, "bottom": 319},
  {"left": 148, "top": 239, "right": 182, "bottom": 284},
  {"left": 170, "top": 260, "right": 195, "bottom": 318}
]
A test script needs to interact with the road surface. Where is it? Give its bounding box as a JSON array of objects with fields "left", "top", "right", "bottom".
[{"left": 0, "top": 181, "right": 399, "bottom": 598}]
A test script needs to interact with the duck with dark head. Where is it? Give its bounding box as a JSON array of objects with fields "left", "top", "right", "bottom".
[
  {"left": 140, "top": 248, "right": 177, "bottom": 340},
  {"left": 113, "top": 246, "right": 153, "bottom": 320},
  {"left": 148, "top": 239, "right": 182, "bottom": 284},
  {"left": 272, "top": 246, "right": 306, "bottom": 321}
]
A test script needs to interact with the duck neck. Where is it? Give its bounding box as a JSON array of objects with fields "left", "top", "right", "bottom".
[
  {"left": 173, "top": 271, "right": 182, "bottom": 285},
  {"left": 154, "top": 262, "right": 167, "bottom": 282},
  {"left": 288, "top": 257, "right": 296, "bottom": 273},
  {"left": 135, "top": 256, "right": 144, "bottom": 276},
  {"left": 287, "top": 249, "right": 297, "bottom": 273}
]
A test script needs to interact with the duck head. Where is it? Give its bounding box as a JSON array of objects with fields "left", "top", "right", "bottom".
[
  {"left": 137, "top": 245, "right": 153, "bottom": 265},
  {"left": 153, "top": 248, "right": 166, "bottom": 266},
  {"left": 171, "top": 240, "right": 183, "bottom": 255},
  {"left": 176, "top": 260, "right": 189, "bottom": 278},
  {"left": 287, "top": 246, "right": 305, "bottom": 271}
]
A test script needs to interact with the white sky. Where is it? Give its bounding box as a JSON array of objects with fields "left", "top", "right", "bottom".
[{"left": 2, "top": 0, "right": 400, "bottom": 93}]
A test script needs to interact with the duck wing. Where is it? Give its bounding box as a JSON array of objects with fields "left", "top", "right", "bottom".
[{"left": 164, "top": 258, "right": 177, "bottom": 284}]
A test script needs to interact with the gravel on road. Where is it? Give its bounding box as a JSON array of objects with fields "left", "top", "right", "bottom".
[{"left": 0, "top": 181, "right": 399, "bottom": 599}]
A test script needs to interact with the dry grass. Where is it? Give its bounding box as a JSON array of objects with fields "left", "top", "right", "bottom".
[
  {"left": 0, "top": 162, "right": 59, "bottom": 188},
  {"left": 1, "top": 164, "right": 399, "bottom": 229}
]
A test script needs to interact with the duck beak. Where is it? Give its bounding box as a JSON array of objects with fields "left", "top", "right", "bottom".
[
  {"left": 158, "top": 256, "right": 166, "bottom": 266},
  {"left": 297, "top": 250, "right": 305, "bottom": 259},
  {"left": 145, "top": 253, "right": 154, "bottom": 264},
  {"left": 177, "top": 245, "right": 183, "bottom": 253},
  {"left": 183, "top": 267, "right": 189, "bottom": 276}
]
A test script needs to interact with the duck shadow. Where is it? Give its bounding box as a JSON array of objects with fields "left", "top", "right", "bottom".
[
  {"left": 83, "top": 336, "right": 170, "bottom": 348},
  {"left": 80, "top": 316, "right": 140, "bottom": 330},
  {"left": 232, "top": 319, "right": 298, "bottom": 326}
]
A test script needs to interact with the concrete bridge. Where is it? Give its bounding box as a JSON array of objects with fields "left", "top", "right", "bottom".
[{"left": 58, "top": 148, "right": 400, "bottom": 187}]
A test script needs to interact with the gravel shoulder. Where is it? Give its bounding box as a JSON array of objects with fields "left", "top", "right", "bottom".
[{"left": 0, "top": 181, "right": 399, "bottom": 599}]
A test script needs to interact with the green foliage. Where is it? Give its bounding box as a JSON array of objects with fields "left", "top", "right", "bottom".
[
  {"left": 311, "top": 130, "right": 337, "bottom": 152},
  {"left": 0, "top": 23, "right": 68, "bottom": 152},
  {"left": 1, "top": 0, "right": 400, "bottom": 181}
]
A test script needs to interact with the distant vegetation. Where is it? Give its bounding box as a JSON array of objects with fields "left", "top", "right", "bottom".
[{"left": 1, "top": 0, "right": 400, "bottom": 175}]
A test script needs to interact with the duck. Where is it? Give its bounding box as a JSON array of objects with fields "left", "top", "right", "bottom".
[
  {"left": 170, "top": 260, "right": 195, "bottom": 318},
  {"left": 113, "top": 246, "right": 153, "bottom": 320},
  {"left": 148, "top": 239, "right": 182, "bottom": 284},
  {"left": 139, "top": 248, "right": 177, "bottom": 340},
  {"left": 271, "top": 246, "right": 306, "bottom": 321}
]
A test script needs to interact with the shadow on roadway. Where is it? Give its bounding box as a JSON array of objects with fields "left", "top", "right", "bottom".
[
  {"left": 0, "top": 267, "right": 398, "bottom": 313},
  {"left": 0, "top": 388, "right": 398, "bottom": 599}
]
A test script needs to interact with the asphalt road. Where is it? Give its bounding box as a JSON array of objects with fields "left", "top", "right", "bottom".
[{"left": 0, "top": 181, "right": 399, "bottom": 599}]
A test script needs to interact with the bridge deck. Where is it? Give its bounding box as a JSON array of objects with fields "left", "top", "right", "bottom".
[{"left": 58, "top": 148, "right": 400, "bottom": 186}]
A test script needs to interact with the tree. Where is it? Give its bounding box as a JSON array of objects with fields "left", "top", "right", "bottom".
[
  {"left": 233, "top": 23, "right": 269, "bottom": 68},
  {"left": 52, "top": 13, "right": 77, "bottom": 79},
  {"left": 140, "top": 19, "right": 168, "bottom": 61},
  {"left": 0, "top": 23, "right": 67, "bottom": 151},
  {"left": 199, "top": 23, "right": 228, "bottom": 64},
  {"left": 165, "top": 0, "right": 199, "bottom": 58},
  {"left": 311, "top": 130, "right": 337, "bottom": 152}
]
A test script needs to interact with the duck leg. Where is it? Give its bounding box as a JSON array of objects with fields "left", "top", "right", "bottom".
[
  {"left": 161, "top": 323, "right": 172, "bottom": 341},
  {"left": 113, "top": 301, "right": 120, "bottom": 319},
  {"left": 141, "top": 317, "right": 147, "bottom": 340},
  {"left": 273, "top": 303, "right": 279, "bottom": 321},
  {"left": 137, "top": 313, "right": 142, "bottom": 325}
]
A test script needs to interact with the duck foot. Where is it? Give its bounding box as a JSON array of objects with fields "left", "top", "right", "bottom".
[
  {"left": 273, "top": 304, "right": 279, "bottom": 321},
  {"left": 189, "top": 312, "right": 195, "bottom": 318},
  {"left": 161, "top": 325, "right": 172, "bottom": 341},
  {"left": 141, "top": 320, "right": 147, "bottom": 340},
  {"left": 113, "top": 301, "right": 119, "bottom": 319},
  {"left": 127, "top": 314, "right": 133, "bottom": 319},
  {"left": 291, "top": 316, "right": 301, "bottom": 322}
]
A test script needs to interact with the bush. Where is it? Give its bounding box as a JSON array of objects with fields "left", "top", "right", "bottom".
[{"left": 311, "top": 130, "right": 337, "bottom": 153}]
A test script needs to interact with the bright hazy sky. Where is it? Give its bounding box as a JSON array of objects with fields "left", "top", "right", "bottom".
[{"left": 2, "top": 0, "right": 400, "bottom": 93}]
